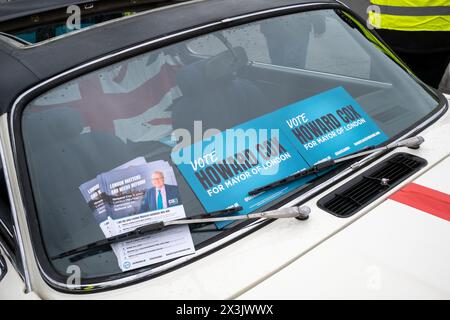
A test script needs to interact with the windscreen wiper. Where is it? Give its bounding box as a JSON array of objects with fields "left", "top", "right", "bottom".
[
  {"left": 51, "top": 205, "right": 311, "bottom": 261},
  {"left": 248, "top": 136, "right": 425, "bottom": 196}
]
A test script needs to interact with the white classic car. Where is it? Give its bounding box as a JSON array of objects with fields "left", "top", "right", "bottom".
[{"left": 0, "top": 0, "right": 449, "bottom": 300}]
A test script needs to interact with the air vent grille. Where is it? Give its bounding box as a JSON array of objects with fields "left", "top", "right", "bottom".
[{"left": 318, "top": 153, "right": 427, "bottom": 217}]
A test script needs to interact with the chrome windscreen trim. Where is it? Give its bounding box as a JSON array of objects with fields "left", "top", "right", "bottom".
[{"left": 14, "top": 103, "right": 448, "bottom": 292}]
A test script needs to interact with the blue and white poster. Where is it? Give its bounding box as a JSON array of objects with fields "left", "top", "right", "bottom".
[
  {"left": 171, "top": 121, "right": 313, "bottom": 228},
  {"left": 172, "top": 87, "right": 388, "bottom": 227}
]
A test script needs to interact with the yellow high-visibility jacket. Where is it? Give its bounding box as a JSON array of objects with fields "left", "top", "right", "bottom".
[{"left": 369, "top": 0, "right": 450, "bottom": 31}]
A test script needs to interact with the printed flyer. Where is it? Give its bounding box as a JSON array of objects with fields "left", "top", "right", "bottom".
[
  {"left": 79, "top": 158, "right": 195, "bottom": 272},
  {"left": 171, "top": 87, "right": 388, "bottom": 227}
]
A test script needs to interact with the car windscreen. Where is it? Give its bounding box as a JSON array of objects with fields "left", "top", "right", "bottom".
[
  {"left": 0, "top": 0, "right": 184, "bottom": 44},
  {"left": 21, "top": 9, "right": 439, "bottom": 287}
]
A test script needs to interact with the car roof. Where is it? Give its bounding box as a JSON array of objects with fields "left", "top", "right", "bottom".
[
  {"left": 0, "top": 0, "right": 101, "bottom": 23},
  {"left": 0, "top": 0, "right": 340, "bottom": 114}
]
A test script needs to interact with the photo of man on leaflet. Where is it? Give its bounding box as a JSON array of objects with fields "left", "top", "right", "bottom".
[{"left": 140, "top": 170, "right": 181, "bottom": 212}]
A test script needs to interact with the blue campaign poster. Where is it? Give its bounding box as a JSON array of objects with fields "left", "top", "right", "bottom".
[
  {"left": 172, "top": 87, "right": 388, "bottom": 228},
  {"left": 279, "top": 87, "right": 389, "bottom": 164}
]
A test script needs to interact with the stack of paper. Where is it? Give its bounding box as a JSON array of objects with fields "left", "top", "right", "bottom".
[{"left": 79, "top": 157, "right": 195, "bottom": 272}]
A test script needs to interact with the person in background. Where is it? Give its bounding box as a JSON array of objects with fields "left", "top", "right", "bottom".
[
  {"left": 140, "top": 171, "right": 180, "bottom": 212},
  {"left": 369, "top": 0, "right": 450, "bottom": 89}
]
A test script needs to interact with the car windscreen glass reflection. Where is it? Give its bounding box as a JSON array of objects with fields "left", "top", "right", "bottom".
[{"left": 21, "top": 9, "right": 439, "bottom": 284}]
